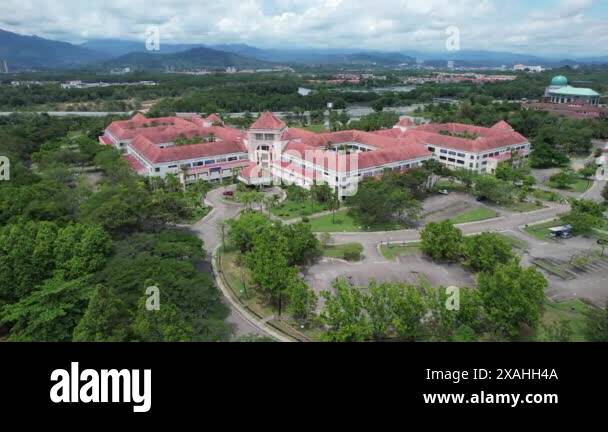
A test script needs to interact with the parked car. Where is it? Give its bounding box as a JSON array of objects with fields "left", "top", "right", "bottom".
[
  {"left": 223, "top": 191, "right": 235, "bottom": 197},
  {"left": 438, "top": 189, "right": 450, "bottom": 195}
]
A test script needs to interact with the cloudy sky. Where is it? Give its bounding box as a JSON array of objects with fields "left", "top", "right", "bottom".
[{"left": 1, "top": 0, "right": 607, "bottom": 56}]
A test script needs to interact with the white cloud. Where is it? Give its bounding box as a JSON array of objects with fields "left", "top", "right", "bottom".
[{"left": 0, "top": 0, "right": 605, "bottom": 55}]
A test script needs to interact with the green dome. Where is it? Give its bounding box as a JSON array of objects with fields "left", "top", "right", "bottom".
[{"left": 551, "top": 75, "right": 568, "bottom": 86}]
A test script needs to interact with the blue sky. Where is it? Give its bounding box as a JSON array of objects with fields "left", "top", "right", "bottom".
[{"left": 1, "top": 0, "right": 607, "bottom": 56}]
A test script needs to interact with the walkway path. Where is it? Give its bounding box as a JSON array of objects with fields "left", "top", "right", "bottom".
[{"left": 190, "top": 185, "right": 291, "bottom": 341}]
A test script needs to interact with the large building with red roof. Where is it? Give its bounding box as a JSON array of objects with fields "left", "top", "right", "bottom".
[{"left": 100, "top": 112, "right": 530, "bottom": 199}]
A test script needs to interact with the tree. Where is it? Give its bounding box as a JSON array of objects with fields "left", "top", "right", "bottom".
[
  {"left": 132, "top": 297, "right": 194, "bottom": 342},
  {"left": 286, "top": 275, "right": 317, "bottom": 322},
  {"left": 347, "top": 176, "right": 420, "bottom": 227},
  {"left": 603, "top": 183, "right": 608, "bottom": 202},
  {"left": 473, "top": 175, "right": 513, "bottom": 204},
  {"left": 0, "top": 274, "right": 93, "bottom": 341},
  {"left": 462, "top": 233, "right": 517, "bottom": 273},
  {"left": 320, "top": 279, "right": 372, "bottom": 342},
  {"left": 585, "top": 303, "right": 608, "bottom": 342},
  {"left": 73, "top": 285, "right": 132, "bottom": 342},
  {"left": 420, "top": 221, "right": 463, "bottom": 262},
  {"left": 282, "top": 222, "right": 321, "bottom": 266},
  {"left": 477, "top": 262, "right": 547, "bottom": 339},
  {"left": 389, "top": 284, "right": 426, "bottom": 341},
  {"left": 549, "top": 170, "right": 577, "bottom": 189},
  {"left": 327, "top": 194, "right": 341, "bottom": 224},
  {"left": 530, "top": 142, "right": 569, "bottom": 168},
  {"left": 562, "top": 199, "right": 603, "bottom": 235},
  {"left": 245, "top": 226, "right": 294, "bottom": 315},
  {"left": 227, "top": 212, "right": 272, "bottom": 253}
]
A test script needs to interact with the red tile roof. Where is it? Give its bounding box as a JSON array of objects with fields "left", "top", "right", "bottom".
[
  {"left": 123, "top": 155, "right": 147, "bottom": 174},
  {"left": 130, "top": 135, "right": 246, "bottom": 164},
  {"left": 250, "top": 112, "right": 286, "bottom": 130},
  {"left": 491, "top": 120, "right": 514, "bottom": 131}
]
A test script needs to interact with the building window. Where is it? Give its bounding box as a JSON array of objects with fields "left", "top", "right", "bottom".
[
  {"left": 264, "top": 134, "right": 275, "bottom": 140},
  {"left": 255, "top": 133, "right": 264, "bottom": 140},
  {"left": 428, "top": 146, "right": 435, "bottom": 152}
]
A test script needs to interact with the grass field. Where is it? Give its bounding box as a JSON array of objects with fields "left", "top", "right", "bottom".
[
  {"left": 546, "top": 178, "right": 592, "bottom": 193},
  {"left": 323, "top": 243, "right": 364, "bottom": 261},
  {"left": 536, "top": 299, "right": 592, "bottom": 342},
  {"left": 501, "top": 201, "right": 546, "bottom": 213},
  {"left": 271, "top": 198, "right": 328, "bottom": 219},
  {"left": 380, "top": 242, "right": 422, "bottom": 261},
  {"left": 309, "top": 210, "right": 407, "bottom": 232},
  {"left": 218, "top": 247, "right": 275, "bottom": 318},
  {"left": 448, "top": 207, "right": 498, "bottom": 224},
  {"left": 524, "top": 219, "right": 562, "bottom": 240},
  {"left": 532, "top": 189, "right": 564, "bottom": 202}
]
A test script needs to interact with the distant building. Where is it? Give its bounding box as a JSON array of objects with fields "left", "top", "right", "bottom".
[
  {"left": 544, "top": 75, "right": 601, "bottom": 106},
  {"left": 513, "top": 64, "right": 545, "bottom": 73},
  {"left": 525, "top": 75, "right": 605, "bottom": 119},
  {"left": 101, "top": 112, "right": 530, "bottom": 199},
  {"left": 447, "top": 60, "right": 455, "bottom": 69}
]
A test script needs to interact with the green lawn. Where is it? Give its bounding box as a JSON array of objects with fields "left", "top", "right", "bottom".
[
  {"left": 380, "top": 242, "right": 422, "bottom": 261},
  {"left": 447, "top": 207, "right": 498, "bottom": 224},
  {"left": 524, "top": 219, "right": 562, "bottom": 240},
  {"left": 309, "top": 210, "right": 406, "bottom": 232},
  {"left": 271, "top": 198, "right": 328, "bottom": 219},
  {"left": 309, "top": 210, "right": 362, "bottom": 232},
  {"left": 532, "top": 189, "right": 564, "bottom": 202},
  {"left": 546, "top": 178, "right": 592, "bottom": 193},
  {"left": 536, "top": 299, "right": 592, "bottom": 342},
  {"left": 501, "top": 201, "right": 546, "bottom": 213},
  {"left": 323, "top": 243, "right": 364, "bottom": 261}
]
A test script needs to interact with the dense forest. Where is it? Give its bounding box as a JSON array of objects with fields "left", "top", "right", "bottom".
[{"left": 0, "top": 114, "right": 231, "bottom": 341}]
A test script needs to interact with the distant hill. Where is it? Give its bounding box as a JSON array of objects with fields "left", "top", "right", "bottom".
[
  {"left": 0, "top": 28, "right": 108, "bottom": 70},
  {"left": 81, "top": 39, "right": 205, "bottom": 57},
  {"left": 103, "top": 46, "right": 273, "bottom": 71},
  {"left": 209, "top": 44, "right": 414, "bottom": 65}
]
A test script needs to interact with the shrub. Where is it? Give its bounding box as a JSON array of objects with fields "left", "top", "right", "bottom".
[{"left": 343, "top": 243, "right": 364, "bottom": 261}]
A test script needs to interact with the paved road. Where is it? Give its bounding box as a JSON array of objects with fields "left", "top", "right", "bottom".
[
  {"left": 329, "top": 202, "right": 571, "bottom": 262},
  {"left": 190, "top": 186, "right": 266, "bottom": 339},
  {"left": 190, "top": 185, "right": 291, "bottom": 341}
]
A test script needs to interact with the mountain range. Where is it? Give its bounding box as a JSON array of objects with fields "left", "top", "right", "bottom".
[{"left": 1, "top": 28, "right": 607, "bottom": 72}]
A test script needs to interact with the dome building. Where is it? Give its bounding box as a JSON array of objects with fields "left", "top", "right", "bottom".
[{"left": 544, "top": 75, "right": 601, "bottom": 106}]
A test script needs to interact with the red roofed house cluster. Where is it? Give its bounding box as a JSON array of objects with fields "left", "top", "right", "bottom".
[{"left": 100, "top": 111, "right": 530, "bottom": 199}]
